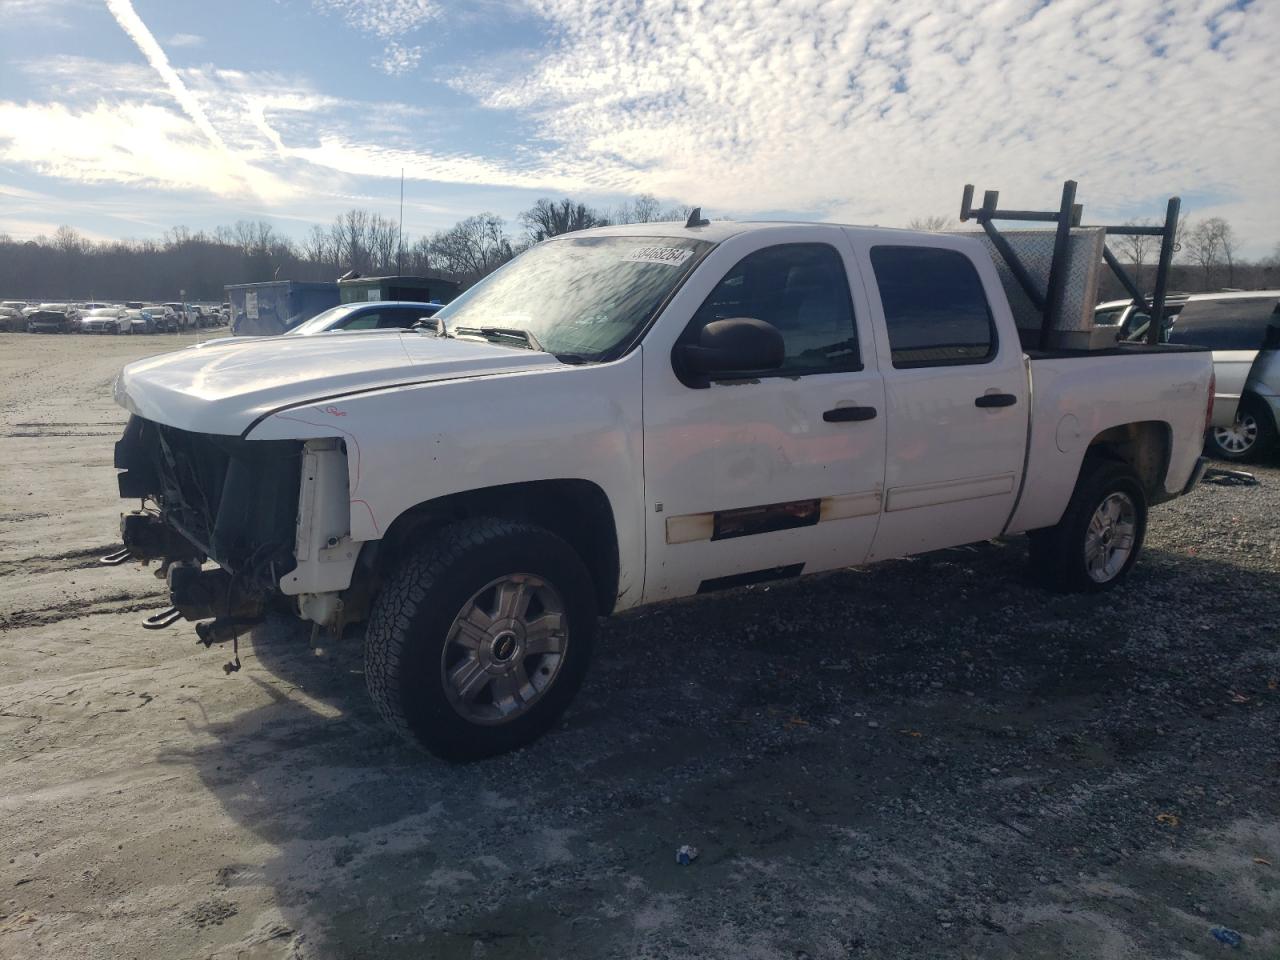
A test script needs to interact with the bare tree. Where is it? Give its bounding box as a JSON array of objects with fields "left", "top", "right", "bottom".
[
  {"left": 330, "top": 209, "right": 373, "bottom": 273},
  {"left": 368, "top": 214, "right": 400, "bottom": 273},
  {"left": 1117, "top": 218, "right": 1157, "bottom": 291},
  {"left": 301, "top": 224, "right": 332, "bottom": 266},
  {"left": 520, "top": 198, "right": 610, "bottom": 242},
  {"left": 52, "top": 224, "right": 88, "bottom": 255},
  {"left": 1183, "top": 217, "right": 1238, "bottom": 290},
  {"left": 1218, "top": 219, "right": 1239, "bottom": 286},
  {"left": 404, "top": 235, "right": 434, "bottom": 275},
  {"left": 430, "top": 213, "right": 514, "bottom": 281},
  {"left": 614, "top": 193, "right": 664, "bottom": 224},
  {"left": 908, "top": 215, "right": 954, "bottom": 232}
]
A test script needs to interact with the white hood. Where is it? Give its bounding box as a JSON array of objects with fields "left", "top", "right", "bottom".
[{"left": 115, "top": 330, "right": 561, "bottom": 436}]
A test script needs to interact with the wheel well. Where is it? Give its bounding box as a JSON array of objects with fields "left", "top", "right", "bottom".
[
  {"left": 1241, "top": 391, "right": 1278, "bottom": 429},
  {"left": 1086, "top": 421, "right": 1171, "bottom": 503},
  {"left": 371, "top": 480, "right": 621, "bottom": 615}
]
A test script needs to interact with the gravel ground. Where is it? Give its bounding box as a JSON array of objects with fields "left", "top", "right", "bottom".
[{"left": 1, "top": 331, "right": 1277, "bottom": 959}]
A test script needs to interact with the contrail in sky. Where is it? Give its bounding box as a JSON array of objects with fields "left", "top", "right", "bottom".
[{"left": 103, "top": 0, "right": 229, "bottom": 153}]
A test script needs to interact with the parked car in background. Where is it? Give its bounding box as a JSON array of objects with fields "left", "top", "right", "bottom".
[
  {"left": 27, "top": 308, "right": 76, "bottom": 333},
  {"left": 79, "top": 302, "right": 110, "bottom": 313},
  {"left": 29, "top": 302, "right": 78, "bottom": 323},
  {"left": 286, "top": 300, "right": 444, "bottom": 336},
  {"left": 1126, "top": 290, "right": 1280, "bottom": 461},
  {"left": 124, "top": 309, "right": 159, "bottom": 334},
  {"left": 163, "top": 303, "right": 193, "bottom": 330},
  {"left": 1094, "top": 295, "right": 1188, "bottom": 338},
  {"left": 80, "top": 307, "right": 129, "bottom": 335},
  {"left": 124, "top": 301, "right": 146, "bottom": 310},
  {"left": 146, "top": 304, "right": 179, "bottom": 332},
  {"left": 0, "top": 305, "right": 25, "bottom": 331}
]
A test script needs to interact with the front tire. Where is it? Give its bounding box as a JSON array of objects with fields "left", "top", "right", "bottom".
[
  {"left": 364, "top": 518, "right": 597, "bottom": 761},
  {"left": 1030, "top": 458, "right": 1147, "bottom": 593},
  {"left": 1206, "top": 396, "right": 1276, "bottom": 463}
]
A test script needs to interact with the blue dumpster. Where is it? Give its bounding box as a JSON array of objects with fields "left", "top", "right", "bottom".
[{"left": 225, "top": 281, "right": 339, "bottom": 337}]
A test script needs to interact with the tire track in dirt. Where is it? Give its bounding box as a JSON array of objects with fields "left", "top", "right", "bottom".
[
  {"left": 2, "top": 432, "right": 120, "bottom": 438},
  {"left": 0, "top": 590, "right": 168, "bottom": 632},
  {"left": 9, "top": 422, "right": 124, "bottom": 428},
  {"left": 0, "top": 544, "right": 126, "bottom": 578}
]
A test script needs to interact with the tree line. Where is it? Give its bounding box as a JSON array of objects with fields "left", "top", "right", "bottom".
[
  {"left": 0, "top": 194, "right": 694, "bottom": 303},
  {"left": 2, "top": 195, "right": 1273, "bottom": 303}
]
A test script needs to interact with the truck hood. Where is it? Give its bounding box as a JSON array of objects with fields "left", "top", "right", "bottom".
[{"left": 115, "top": 331, "right": 561, "bottom": 436}]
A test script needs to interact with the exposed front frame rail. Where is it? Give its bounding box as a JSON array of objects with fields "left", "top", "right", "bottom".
[{"left": 959, "top": 181, "right": 1181, "bottom": 348}]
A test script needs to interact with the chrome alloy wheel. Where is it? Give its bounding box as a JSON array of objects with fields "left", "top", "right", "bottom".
[
  {"left": 440, "top": 574, "right": 568, "bottom": 725},
  {"left": 1084, "top": 492, "right": 1137, "bottom": 584},
  {"left": 1212, "top": 413, "right": 1259, "bottom": 455}
]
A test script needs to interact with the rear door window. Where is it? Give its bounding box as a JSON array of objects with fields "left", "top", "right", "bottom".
[
  {"left": 869, "top": 246, "right": 996, "bottom": 367},
  {"left": 1165, "top": 297, "right": 1279, "bottom": 350}
]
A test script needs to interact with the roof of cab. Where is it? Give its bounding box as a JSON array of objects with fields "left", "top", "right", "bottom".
[{"left": 555, "top": 219, "right": 957, "bottom": 245}]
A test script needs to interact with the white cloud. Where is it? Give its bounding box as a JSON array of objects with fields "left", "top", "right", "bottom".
[
  {"left": 449, "top": 0, "right": 1280, "bottom": 248},
  {"left": 311, "top": 0, "right": 438, "bottom": 38},
  {"left": 377, "top": 40, "right": 423, "bottom": 76},
  {"left": 309, "top": 0, "right": 439, "bottom": 75},
  {"left": 0, "top": 0, "right": 95, "bottom": 28},
  {"left": 0, "top": 100, "right": 293, "bottom": 200},
  {"left": 5, "top": 0, "right": 1277, "bottom": 254},
  {"left": 167, "top": 32, "right": 204, "bottom": 47}
]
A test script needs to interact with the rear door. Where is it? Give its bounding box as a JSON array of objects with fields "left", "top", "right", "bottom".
[{"left": 845, "top": 234, "right": 1029, "bottom": 560}]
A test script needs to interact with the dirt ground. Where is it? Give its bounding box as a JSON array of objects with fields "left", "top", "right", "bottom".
[{"left": 1, "top": 330, "right": 1277, "bottom": 960}]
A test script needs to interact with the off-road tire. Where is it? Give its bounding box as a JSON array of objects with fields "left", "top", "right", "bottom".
[
  {"left": 1030, "top": 457, "right": 1147, "bottom": 594},
  {"left": 1205, "top": 395, "right": 1276, "bottom": 464},
  {"left": 364, "top": 517, "right": 597, "bottom": 761}
]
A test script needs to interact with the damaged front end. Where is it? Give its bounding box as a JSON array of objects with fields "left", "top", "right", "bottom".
[{"left": 112, "top": 415, "right": 305, "bottom": 645}]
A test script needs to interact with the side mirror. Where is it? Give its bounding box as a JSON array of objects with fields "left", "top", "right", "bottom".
[{"left": 675, "top": 317, "right": 784, "bottom": 385}]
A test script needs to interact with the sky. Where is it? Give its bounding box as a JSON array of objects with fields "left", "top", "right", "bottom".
[{"left": 0, "top": 0, "right": 1276, "bottom": 255}]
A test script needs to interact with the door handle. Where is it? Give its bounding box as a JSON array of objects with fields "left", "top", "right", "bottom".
[
  {"left": 975, "top": 393, "right": 1018, "bottom": 408},
  {"left": 823, "top": 405, "right": 878, "bottom": 422}
]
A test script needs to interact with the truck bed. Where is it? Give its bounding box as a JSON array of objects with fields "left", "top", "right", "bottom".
[
  {"left": 1024, "top": 341, "right": 1209, "bottom": 360},
  {"left": 1007, "top": 346, "right": 1213, "bottom": 535}
]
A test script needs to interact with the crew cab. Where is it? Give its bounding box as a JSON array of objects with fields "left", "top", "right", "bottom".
[{"left": 110, "top": 220, "right": 1214, "bottom": 760}]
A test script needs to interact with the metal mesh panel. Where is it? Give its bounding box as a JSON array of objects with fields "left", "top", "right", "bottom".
[{"left": 964, "top": 228, "right": 1106, "bottom": 334}]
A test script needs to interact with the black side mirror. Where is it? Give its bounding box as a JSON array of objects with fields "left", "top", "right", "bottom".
[{"left": 675, "top": 317, "right": 785, "bottom": 386}]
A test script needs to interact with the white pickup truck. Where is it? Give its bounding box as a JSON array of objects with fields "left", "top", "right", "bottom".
[{"left": 111, "top": 220, "right": 1214, "bottom": 759}]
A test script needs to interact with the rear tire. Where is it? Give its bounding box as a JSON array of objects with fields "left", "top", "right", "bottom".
[
  {"left": 1205, "top": 396, "right": 1276, "bottom": 463},
  {"left": 1030, "top": 457, "right": 1147, "bottom": 593},
  {"left": 364, "top": 517, "right": 597, "bottom": 761}
]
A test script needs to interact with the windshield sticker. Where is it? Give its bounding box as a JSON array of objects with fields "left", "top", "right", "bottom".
[{"left": 623, "top": 245, "right": 694, "bottom": 267}]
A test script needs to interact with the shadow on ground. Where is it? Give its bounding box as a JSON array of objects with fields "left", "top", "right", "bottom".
[{"left": 165, "top": 522, "right": 1280, "bottom": 959}]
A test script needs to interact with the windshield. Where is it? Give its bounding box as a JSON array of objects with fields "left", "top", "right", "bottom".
[
  {"left": 289, "top": 303, "right": 365, "bottom": 335},
  {"left": 431, "top": 235, "right": 712, "bottom": 361}
]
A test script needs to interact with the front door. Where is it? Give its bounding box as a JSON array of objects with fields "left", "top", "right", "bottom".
[
  {"left": 641, "top": 230, "right": 887, "bottom": 602},
  {"left": 846, "top": 236, "right": 1030, "bottom": 561}
]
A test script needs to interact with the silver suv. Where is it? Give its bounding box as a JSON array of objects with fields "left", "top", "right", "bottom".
[{"left": 1137, "top": 291, "right": 1280, "bottom": 462}]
